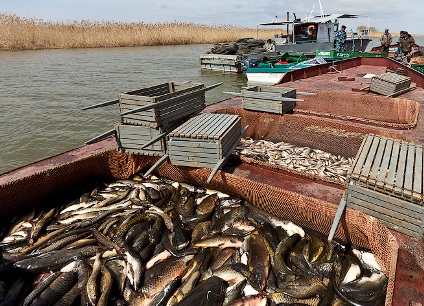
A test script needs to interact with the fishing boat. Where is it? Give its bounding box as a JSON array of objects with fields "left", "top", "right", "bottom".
[
  {"left": 1, "top": 57, "right": 424, "bottom": 305},
  {"left": 245, "top": 55, "right": 327, "bottom": 85},
  {"left": 259, "top": 8, "right": 372, "bottom": 54},
  {"left": 315, "top": 49, "right": 388, "bottom": 61}
]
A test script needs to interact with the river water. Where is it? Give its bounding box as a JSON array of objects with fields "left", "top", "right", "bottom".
[{"left": 1, "top": 38, "right": 423, "bottom": 174}]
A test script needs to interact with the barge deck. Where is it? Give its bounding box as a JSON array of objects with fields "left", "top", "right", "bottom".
[{"left": 1, "top": 57, "right": 424, "bottom": 305}]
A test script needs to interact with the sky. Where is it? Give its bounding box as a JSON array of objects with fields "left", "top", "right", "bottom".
[{"left": 0, "top": 0, "right": 421, "bottom": 34}]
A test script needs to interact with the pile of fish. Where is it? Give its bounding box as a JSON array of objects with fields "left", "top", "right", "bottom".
[
  {"left": 0, "top": 174, "right": 387, "bottom": 305},
  {"left": 234, "top": 138, "right": 354, "bottom": 183}
]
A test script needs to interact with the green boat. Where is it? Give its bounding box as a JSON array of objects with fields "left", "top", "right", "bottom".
[{"left": 316, "top": 49, "right": 388, "bottom": 60}]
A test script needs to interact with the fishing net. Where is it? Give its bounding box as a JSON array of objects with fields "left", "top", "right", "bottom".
[
  {"left": 293, "top": 90, "right": 419, "bottom": 129},
  {"left": 209, "top": 107, "right": 410, "bottom": 186},
  {"left": 0, "top": 146, "right": 398, "bottom": 306}
]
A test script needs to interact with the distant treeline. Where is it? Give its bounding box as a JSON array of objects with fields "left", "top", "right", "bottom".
[{"left": 0, "top": 14, "right": 279, "bottom": 51}]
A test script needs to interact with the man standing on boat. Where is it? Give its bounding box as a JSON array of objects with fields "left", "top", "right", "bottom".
[
  {"left": 335, "top": 25, "right": 347, "bottom": 51},
  {"left": 399, "top": 31, "right": 415, "bottom": 62},
  {"left": 380, "top": 28, "right": 393, "bottom": 53},
  {"left": 393, "top": 31, "right": 405, "bottom": 60}
]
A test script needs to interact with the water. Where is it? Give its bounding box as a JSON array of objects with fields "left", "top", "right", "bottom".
[
  {"left": 0, "top": 44, "right": 247, "bottom": 174},
  {"left": 1, "top": 37, "right": 423, "bottom": 174}
]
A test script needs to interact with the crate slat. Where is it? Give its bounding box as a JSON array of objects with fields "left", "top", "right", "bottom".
[
  {"left": 413, "top": 146, "right": 423, "bottom": 201},
  {"left": 375, "top": 139, "right": 393, "bottom": 189},
  {"left": 394, "top": 142, "right": 408, "bottom": 194}
]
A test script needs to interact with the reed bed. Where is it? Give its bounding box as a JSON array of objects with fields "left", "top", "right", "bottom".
[{"left": 0, "top": 14, "right": 279, "bottom": 50}]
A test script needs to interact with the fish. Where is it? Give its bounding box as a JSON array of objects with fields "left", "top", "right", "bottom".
[
  {"left": 194, "top": 235, "right": 244, "bottom": 249},
  {"left": 0, "top": 173, "right": 388, "bottom": 306},
  {"left": 30, "top": 272, "right": 78, "bottom": 306},
  {"left": 247, "top": 230, "right": 270, "bottom": 290},
  {"left": 175, "top": 276, "right": 228, "bottom": 306}
]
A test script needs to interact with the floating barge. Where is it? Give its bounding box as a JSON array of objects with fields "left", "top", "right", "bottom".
[{"left": 1, "top": 57, "right": 424, "bottom": 305}]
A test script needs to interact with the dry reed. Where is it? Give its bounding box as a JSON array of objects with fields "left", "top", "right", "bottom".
[{"left": 0, "top": 14, "right": 279, "bottom": 51}]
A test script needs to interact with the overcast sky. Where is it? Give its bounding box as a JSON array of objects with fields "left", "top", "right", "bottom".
[{"left": 0, "top": 0, "right": 421, "bottom": 34}]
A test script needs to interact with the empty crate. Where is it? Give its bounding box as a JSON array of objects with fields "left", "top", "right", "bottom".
[
  {"left": 119, "top": 82, "right": 206, "bottom": 127},
  {"left": 241, "top": 86, "right": 297, "bottom": 114},
  {"left": 346, "top": 134, "right": 424, "bottom": 238},
  {"left": 369, "top": 72, "right": 411, "bottom": 96},
  {"left": 167, "top": 113, "right": 242, "bottom": 168}
]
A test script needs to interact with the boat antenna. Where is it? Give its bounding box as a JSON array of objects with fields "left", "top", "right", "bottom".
[
  {"left": 318, "top": 0, "right": 324, "bottom": 16},
  {"left": 308, "top": 3, "right": 315, "bottom": 20}
]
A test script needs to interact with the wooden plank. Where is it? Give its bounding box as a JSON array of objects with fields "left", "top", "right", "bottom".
[
  {"left": 359, "top": 135, "right": 380, "bottom": 182},
  {"left": 170, "top": 157, "right": 219, "bottom": 168},
  {"left": 385, "top": 140, "right": 400, "bottom": 191},
  {"left": 350, "top": 135, "right": 374, "bottom": 179},
  {"left": 206, "top": 115, "right": 240, "bottom": 140},
  {"left": 394, "top": 142, "right": 409, "bottom": 194},
  {"left": 196, "top": 114, "right": 228, "bottom": 139},
  {"left": 347, "top": 201, "right": 420, "bottom": 233},
  {"left": 413, "top": 146, "right": 423, "bottom": 201},
  {"left": 171, "top": 113, "right": 207, "bottom": 137},
  {"left": 368, "top": 137, "right": 387, "bottom": 186},
  {"left": 403, "top": 143, "right": 416, "bottom": 197},
  {"left": 168, "top": 139, "right": 218, "bottom": 149},
  {"left": 349, "top": 184, "right": 424, "bottom": 215},
  {"left": 328, "top": 196, "right": 347, "bottom": 241},
  {"left": 375, "top": 138, "right": 393, "bottom": 188}
]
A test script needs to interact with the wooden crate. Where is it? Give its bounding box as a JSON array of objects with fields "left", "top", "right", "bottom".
[
  {"left": 199, "top": 54, "right": 242, "bottom": 73},
  {"left": 241, "top": 86, "right": 297, "bottom": 114},
  {"left": 346, "top": 134, "right": 424, "bottom": 238},
  {"left": 369, "top": 72, "right": 411, "bottom": 96},
  {"left": 167, "top": 113, "right": 242, "bottom": 168},
  {"left": 119, "top": 82, "right": 206, "bottom": 127},
  {"left": 115, "top": 123, "right": 169, "bottom": 156}
]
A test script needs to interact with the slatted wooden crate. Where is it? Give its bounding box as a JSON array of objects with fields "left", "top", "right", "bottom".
[
  {"left": 369, "top": 72, "right": 411, "bottom": 96},
  {"left": 115, "top": 123, "right": 169, "bottom": 156},
  {"left": 167, "top": 113, "right": 242, "bottom": 168},
  {"left": 241, "top": 86, "right": 297, "bottom": 114},
  {"left": 199, "top": 54, "right": 243, "bottom": 73},
  {"left": 346, "top": 134, "right": 424, "bottom": 238},
  {"left": 119, "top": 82, "right": 206, "bottom": 127}
]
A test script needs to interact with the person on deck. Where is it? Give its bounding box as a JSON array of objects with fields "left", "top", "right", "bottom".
[
  {"left": 263, "top": 39, "right": 275, "bottom": 52},
  {"left": 393, "top": 31, "right": 405, "bottom": 60},
  {"left": 380, "top": 28, "right": 393, "bottom": 53},
  {"left": 334, "top": 25, "right": 347, "bottom": 51},
  {"left": 399, "top": 31, "right": 416, "bottom": 62}
]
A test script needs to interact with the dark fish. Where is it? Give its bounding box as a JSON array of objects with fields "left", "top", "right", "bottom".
[
  {"left": 22, "top": 271, "right": 61, "bottom": 306},
  {"left": 279, "top": 275, "right": 326, "bottom": 299},
  {"left": 30, "top": 272, "right": 78, "bottom": 306},
  {"left": 97, "top": 266, "right": 113, "bottom": 306},
  {"left": 247, "top": 230, "right": 270, "bottom": 290},
  {"left": 14, "top": 245, "right": 98, "bottom": 273},
  {"left": 148, "top": 276, "right": 181, "bottom": 306},
  {"left": 274, "top": 233, "right": 302, "bottom": 276},
  {"left": 176, "top": 276, "right": 228, "bottom": 306}
]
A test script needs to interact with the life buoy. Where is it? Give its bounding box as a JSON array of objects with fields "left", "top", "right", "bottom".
[{"left": 307, "top": 25, "right": 315, "bottom": 36}]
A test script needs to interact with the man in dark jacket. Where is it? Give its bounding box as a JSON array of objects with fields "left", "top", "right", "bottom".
[{"left": 400, "top": 31, "right": 415, "bottom": 62}]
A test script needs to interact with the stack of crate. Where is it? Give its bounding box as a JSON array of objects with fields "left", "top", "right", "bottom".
[
  {"left": 241, "top": 86, "right": 297, "bottom": 114},
  {"left": 345, "top": 134, "right": 424, "bottom": 238},
  {"left": 369, "top": 72, "right": 411, "bottom": 96},
  {"left": 115, "top": 82, "right": 206, "bottom": 156}
]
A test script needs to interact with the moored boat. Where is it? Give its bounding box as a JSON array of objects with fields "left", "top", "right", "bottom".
[{"left": 245, "top": 56, "right": 327, "bottom": 85}]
